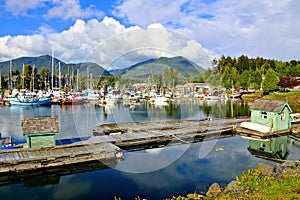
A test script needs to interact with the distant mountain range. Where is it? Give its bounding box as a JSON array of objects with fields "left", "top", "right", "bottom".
[
  {"left": 109, "top": 56, "right": 205, "bottom": 79},
  {"left": 0, "top": 55, "right": 112, "bottom": 76},
  {"left": 0, "top": 55, "right": 205, "bottom": 79}
]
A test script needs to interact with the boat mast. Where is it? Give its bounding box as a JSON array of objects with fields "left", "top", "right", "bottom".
[
  {"left": 0, "top": 71, "right": 1, "bottom": 89},
  {"left": 32, "top": 64, "right": 35, "bottom": 92},
  {"left": 58, "top": 62, "right": 61, "bottom": 89},
  {"left": 9, "top": 53, "right": 13, "bottom": 90},
  {"left": 22, "top": 64, "right": 25, "bottom": 89},
  {"left": 51, "top": 48, "right": 54, "bottom": 90},
  {"left": 76, "top": 69, "right": 79, "bottom": 91}
]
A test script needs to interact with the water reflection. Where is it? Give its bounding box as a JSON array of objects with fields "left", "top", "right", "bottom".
[{"left": 247, "top": 136, "right": 289, "bottom": 162}]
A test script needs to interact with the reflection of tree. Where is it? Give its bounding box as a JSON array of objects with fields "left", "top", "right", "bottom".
[
  {"left": 199, "top": 102, "right": 212, "bottom": 119},
  {"left": 199, "top": 100, "right": 250, "bottom": 118},
  {"left": 164, "top": 103, "right": 180, "bottom": 118}
]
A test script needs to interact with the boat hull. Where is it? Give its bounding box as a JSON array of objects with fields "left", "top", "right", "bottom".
[{"left": 9, "top": 98, "right": 52, "bottom": 106}]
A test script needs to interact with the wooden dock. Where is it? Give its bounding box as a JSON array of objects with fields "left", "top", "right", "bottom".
[
  {"left": 91, "top": 118, "right": 249, "bottom": 150},
  {"left": 0, "top": 117, "right": 250, "bottom": 175},
  {"left": 0, "top": 142, "right": 121, "bottom": 174},
  {"left": 234, "top": 127, "right": 291, "bottom": 139}
]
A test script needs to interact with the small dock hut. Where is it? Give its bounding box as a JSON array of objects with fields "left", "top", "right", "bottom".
[
  {"left": 22, "top": 117, "right": 59, "bottom": 148},
  {"left": 238, "top": 100, "right": 292, "bottom": 137}
]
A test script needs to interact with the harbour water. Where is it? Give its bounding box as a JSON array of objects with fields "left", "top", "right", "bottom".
[{"left": 0, "top": 99, "right": 299, "bottom": 199}]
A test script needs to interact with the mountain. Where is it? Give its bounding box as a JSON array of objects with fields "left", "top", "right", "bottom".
[
  {"left": 0, "top": 55, "right": 111, "bottom": 76},
  {"left": 109, "top": 56, "right": 205, "bottom": 79}
]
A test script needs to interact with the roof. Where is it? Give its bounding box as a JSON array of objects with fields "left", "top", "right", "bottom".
[
  {"left": 22, "top": 117, "right": 59, "bottom": 135},
  {"left": 250, "top": 100, "right": 292, "bottom": 113}
]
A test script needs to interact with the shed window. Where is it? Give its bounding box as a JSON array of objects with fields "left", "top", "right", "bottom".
[
  {"left": 281, "top": 112, "right": 285, "bottom": 120},
  {"left": 261, "top": 111, "right": 267, "bottom": 119}
]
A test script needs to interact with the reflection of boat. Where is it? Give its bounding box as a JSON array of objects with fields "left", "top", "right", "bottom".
[
  {"left": 10, "top": 97, "right": 52, "bottom": 106},
  {"left": 203, "top": 95, "right": 219, "bottom": 101}
]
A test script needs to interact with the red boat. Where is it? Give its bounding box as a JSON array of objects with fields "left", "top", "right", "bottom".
[
  {"left": 60, "top": 95, "right": 85, "bottom": 105},
  {"left": 0, "top": 98, "right": 4, "bottom": 105}
]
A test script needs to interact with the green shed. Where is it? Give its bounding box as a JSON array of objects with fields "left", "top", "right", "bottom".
[
  {"left": 250, "top": 100, "right": 292, "bottom": 132},
  {"left": 22, "top": 117, "right": 59, "bottom": 148}
]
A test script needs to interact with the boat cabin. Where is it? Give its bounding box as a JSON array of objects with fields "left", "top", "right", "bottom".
[{"left": 22, "top": 117, "right": 59, "bottom": 148}]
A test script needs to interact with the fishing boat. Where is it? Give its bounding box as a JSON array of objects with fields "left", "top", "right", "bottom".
[
  {"left": 60, "top": 94, "right": 85, "bottom": 105},
  {"left": 9, "top": 97, "right": 52, "bottom": 106}
]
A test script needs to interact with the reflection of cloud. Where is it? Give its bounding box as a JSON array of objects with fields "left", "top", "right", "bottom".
[
  {"left": 116, "top": 145, "right": 190, "bottom": 173},
  {"left": 52, "top": 176, "right": 92, "bottom": 199},
  {"left": 117, "top": 136, "right": 267, "bottom": 193}
]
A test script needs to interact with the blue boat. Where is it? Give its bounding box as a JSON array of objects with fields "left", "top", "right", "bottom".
[{"left": 9, "top": 97, "right": 52, "bottom": 106}]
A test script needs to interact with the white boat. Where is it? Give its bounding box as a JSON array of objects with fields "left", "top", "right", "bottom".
[
  {"left": 290, "top": 113, "right": 300, "bottom": 123},
  {"left": 151, "top": 94, "right": 169, "bottom": 103}
]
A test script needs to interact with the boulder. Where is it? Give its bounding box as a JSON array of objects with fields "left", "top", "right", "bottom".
[
  {"left": 257, "top": 162, "right": 274, "bottom": 175},
  {"left": 206, "top": 182, "right": 221, "bottom": 197}
]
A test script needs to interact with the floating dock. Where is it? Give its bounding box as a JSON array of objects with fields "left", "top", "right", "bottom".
[
  {"left": 0, "top": 117, "right": 262, "bottom": 175},
  {"left": 0, "top": 142, "right": 121, "bottom": 174},
  {"left": 234, "top": 127, "right": 291, "bottom": 139}
]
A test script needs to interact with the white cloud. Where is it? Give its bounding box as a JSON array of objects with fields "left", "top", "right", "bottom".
[
  {"left": 4, "top": 0, "right": 43, "bottom": 16},
  {"left": 44, "top": 0, "right": 104, "bottom": 20},
  {"left": 0, "top": 17, "right": 212, "bottom": 70},
  {"left": 4, "top": 0, "right": 104, "bottom": 21},
  {"left": 113, "top": 0, "right": 300, "bottom": 61}
]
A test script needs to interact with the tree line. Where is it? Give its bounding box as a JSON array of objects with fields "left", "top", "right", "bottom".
[{"left": 201, "top": 55, "right": 300, "bottom": 92}]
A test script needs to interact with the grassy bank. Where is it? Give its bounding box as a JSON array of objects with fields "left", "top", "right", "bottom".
[
  {"left": 165, "top": 169, "right": 300, "bottom": 200},
  {"left": 242, "top": 90, "right": 300, "bottom": 113}
]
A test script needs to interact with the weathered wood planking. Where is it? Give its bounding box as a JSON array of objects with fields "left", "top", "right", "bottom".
[
  {"left": 0, "top": 118, "right": 249, "bottom": 174},
  {"left": 0, "top": 142, "right": 121, "bottom": 174}
]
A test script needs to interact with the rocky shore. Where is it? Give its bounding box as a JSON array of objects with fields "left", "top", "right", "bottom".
[{"left": 165, "top": 161, "right": 300, "bottom": 200}]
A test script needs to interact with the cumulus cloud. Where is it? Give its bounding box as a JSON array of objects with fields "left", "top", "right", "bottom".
[
  {"left": 0, "top": 17, "right": 212, "bottom": 70},
  {"left": 44, "top": 0, "right": 104, "bottom": 20},
  {"left": 4, "top": 0, "right": 43, "bottom": 16},
  {"left": 113, "top": 0, "right": 300, "bottom": 61},
  {"left": 4, "top": 0, "right": 103, "bottom": 20}
]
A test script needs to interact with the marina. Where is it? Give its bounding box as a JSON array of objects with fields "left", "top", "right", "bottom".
[{"left": 0, "top": 99, "right": 299, "bottom": 199}]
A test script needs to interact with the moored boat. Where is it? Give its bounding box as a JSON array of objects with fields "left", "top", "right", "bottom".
[
  {"left": 60, "top": 94, "right": 85, "bottom": 105},
  {"left": 9, "top": 97, "right": 52, "bottom": 106}
]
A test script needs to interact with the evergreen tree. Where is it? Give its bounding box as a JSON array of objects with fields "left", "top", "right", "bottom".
[{"left": 262, "top": 68, "right": 279, "bottom": 93}]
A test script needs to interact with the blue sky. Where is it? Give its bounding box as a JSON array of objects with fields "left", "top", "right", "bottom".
[{"left": 0, "top": 0, "right": 299, "bottom": 69}]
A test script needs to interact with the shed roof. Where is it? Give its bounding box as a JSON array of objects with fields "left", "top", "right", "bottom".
[
  {"left": 250, "top": 100, "right": 292, "bottom": 113},
  {"left": 22, "top": 116, "right": 59, "bottom": 135}
]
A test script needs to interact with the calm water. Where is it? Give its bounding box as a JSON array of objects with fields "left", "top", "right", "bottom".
[{"left": 0, "top": 99, "right": 299, "bottom": 199}]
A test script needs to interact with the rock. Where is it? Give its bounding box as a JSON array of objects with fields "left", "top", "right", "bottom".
[
  {"left": 224, "top": 180, "right": 239, "bottom": 193},
  {"left": 206, "top": 182, "right": 221, "bottom": 197},
  {"left": 257, "top": 162, "right": 274, "bottom": 175}
]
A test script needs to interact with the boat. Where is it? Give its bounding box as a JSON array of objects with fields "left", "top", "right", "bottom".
[
  {"left": 60, "top": 94, "right": 85, "bottom": 105},
  {"left": 150, "top": 94, "right": 169, "bottom": 103},
  {"left": 9, "top": 97, "right": 52, "bottom": 106},
  {"left": 290, "top": 113, "right": 300, "bottom": 123},
  {"left": 229, "top": 92, "right": 242, "bottom": 99}
]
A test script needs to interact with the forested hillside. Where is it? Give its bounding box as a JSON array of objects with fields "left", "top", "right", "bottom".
[{"left": 202, "top": 55, "right": 300, "bottom": 92}]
